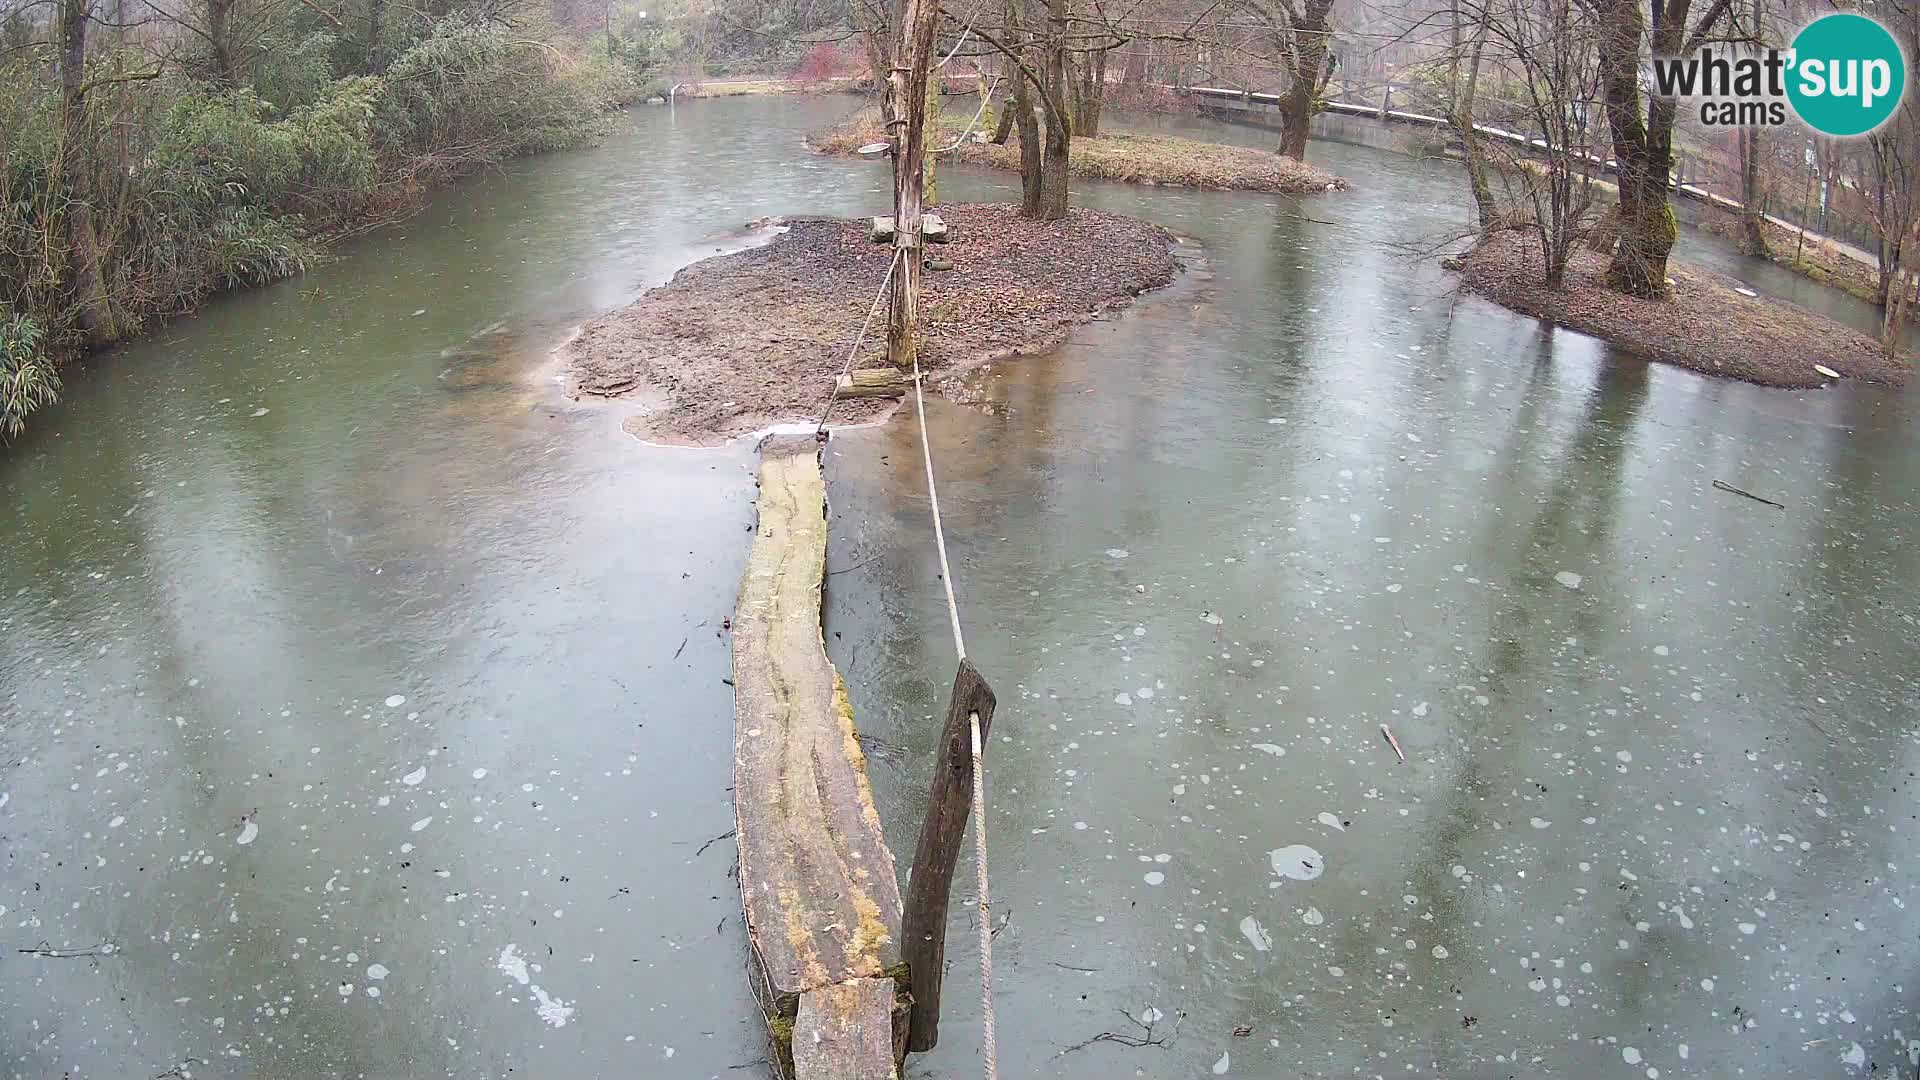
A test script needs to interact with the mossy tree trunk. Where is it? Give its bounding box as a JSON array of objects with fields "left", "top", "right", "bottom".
[
  {"left": 1275, "top": 0, "right": 1333, "bottom": 161},
  {"left": 1594, "top": 0, "right": 1733, "bottom": 299}
]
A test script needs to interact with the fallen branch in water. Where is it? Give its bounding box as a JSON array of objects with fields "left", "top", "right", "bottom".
[
  {"left": 1712, "top": 479, "right": 1785, "bottom": 509},
  {"left": 1055, "top": 1008, "right": 1182, "bottom": 1057},
  {"left": 1380, "top": 724, "right": 1406, "bottom": 764},
  {"left": 18, "top": 941, "right": 117, "bottom": 958},
  {"left": 694, "top": 829, "right": 737, "bottom": 857}
]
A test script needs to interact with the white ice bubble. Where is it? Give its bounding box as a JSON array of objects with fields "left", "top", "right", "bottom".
[
  {"left": 497, "top": 944, "right": 530, "bottom": 985},
  {"left": 1623, "top": 1047, "right": 1642, "bottom": 1066},
  {"left": 1213, "top": 1051, "right": 1231, "bottom": 1074},
  {"left": 367, "top": 963, "right": 389, "bottom": 980},
  {"left": 1252, "top": 744, "right": 1286, "bottom": 757},
  {"left": 1239, "top": 916, "right": 1273, "bottom": 952},
  {"left": 236, "top": 820, "right": 258, "bottom": 846},
  {"left": 1268, "top": 844, "right": 1324, "bottom": 881},
  {"left": 1143, "top": 871, "right": 1165, "bottom": 886},
  {"left": 1554, "top": 571, "right": 1583, "bottom": 590},
  {"left": 1106, "top": 548, "right": 1130, "bottom": 559},
  {"left": 410, "top": 816, "right": 434, "bottom": 832},
  {"left": 472, "top": 768, "right": 488, "bottom": 780},
  {"left": 532, "top": 985, "right": 574, "bottom": 1027},
  {"left": 385, "top": 695, "right": 406, "bottom": 708},
  {"left": 1316, "top": 812, "right": 1344, "bottom": 831},
  {"left": 402, "top": 767, "right": 426, "bottom": 786}
]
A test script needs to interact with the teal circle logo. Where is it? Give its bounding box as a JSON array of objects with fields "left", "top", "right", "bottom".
[{"left": 1787, "top": 13, "right": 1907, "bottom": 136}]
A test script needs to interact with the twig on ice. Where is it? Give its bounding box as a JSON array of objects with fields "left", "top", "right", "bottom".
[
  {"left": 1379, "top": 724, "right": 1406, "bottom": 764},
  {"left": 1711, "top": 479, "right": 1785, "bottom": 509}
]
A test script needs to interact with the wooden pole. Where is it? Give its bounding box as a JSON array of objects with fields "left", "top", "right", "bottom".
[
  {"left": 900, "top": 658, "right": 996, "bottom": 1053},
  {"left": 884, "top": 0, "right": 940, "bottom": 369}
]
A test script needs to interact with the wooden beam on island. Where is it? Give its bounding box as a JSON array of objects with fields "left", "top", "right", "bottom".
[
  {"left": 835, "top": 368, "right": 909, "bottom": 399},
  {"left": 733, "top": 434, "right": 906, "bottom": 1079}
]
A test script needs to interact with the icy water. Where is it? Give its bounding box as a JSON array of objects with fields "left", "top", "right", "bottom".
[
  {"left": 1, "top": 95, "right": 1915, "bottom": 1080},
  {"left": 823, "top": 122, "right": 1920, "bottom": 1077}
]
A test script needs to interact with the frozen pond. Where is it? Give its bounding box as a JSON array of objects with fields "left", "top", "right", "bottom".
[
  {"left": 2, "top": 93, "right": 1915, "bottom": 1079},
  {"left": 822, "top": 119, "right": 1920, "bottom": 1079}
]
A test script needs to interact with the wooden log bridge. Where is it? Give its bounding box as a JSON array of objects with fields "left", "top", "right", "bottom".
[{"left": 733, "top": 434, "right": 906, "bottom": 1079}]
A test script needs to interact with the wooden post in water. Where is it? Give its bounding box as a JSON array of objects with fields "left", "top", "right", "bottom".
[
  {"left": 884, "top": 0, "right": 939, "bottom": 370},
  {"left": 900, "top": 658, "right": 996, "bottom": 1052}
]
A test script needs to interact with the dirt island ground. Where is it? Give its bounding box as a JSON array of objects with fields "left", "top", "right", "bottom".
[
  {"left": 563, "top": 203, "right": 1180, "bottom": 443},
  {"left": 1456, "top": 232, "right": 1911, "bottom": 389}
]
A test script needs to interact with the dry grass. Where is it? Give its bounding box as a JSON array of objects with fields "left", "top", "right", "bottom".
[
  {"left": 674, "top": 78, "right": 863, "bottom": 99},
  {"left": 1457, "top": 231, "right": 1910, "bottom": 389},
  {"left": 808, "top": 106, "right": 1347, "bottom": 195}
]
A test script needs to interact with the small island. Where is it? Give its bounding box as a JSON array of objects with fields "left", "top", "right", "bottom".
[
  {"left": 564, "top": 204, "right": 1181, "bottom": 444},
  {"left": 1456, "top": 232, "right": 1908, "bottom": 390},
  {"left": 809, "top": 107, "right": 1347, "bottom": 195}
]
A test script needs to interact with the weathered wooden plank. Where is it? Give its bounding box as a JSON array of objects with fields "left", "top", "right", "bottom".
[
  {"left": 835, "top": 369, "right": 908, "bottom": 399},
  {"left": 733, "top": 434, "right": 905, "bottom": 1077},
  {"left": 867, "top": 214, "right": 950, "bottom": 244},
  {"left": 899, "top": 658, "right": 996, "bottom": 1052},
  {"left": 793, "top": 978, "right": 902, "bottom": 1080}
]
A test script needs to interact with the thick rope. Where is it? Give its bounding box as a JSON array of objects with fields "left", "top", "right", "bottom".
[
  {"left": 969, "top": 711, "right": 997, "bottom": 1080},
  {"left": 816, "top": 249, "right": 904, "bottom": 434},
  {"left": 909, "top": 344, "right": 995, "bottom": 1080},
  {"left": 910, "top": 351, "right": 967, "bottom": 662}
]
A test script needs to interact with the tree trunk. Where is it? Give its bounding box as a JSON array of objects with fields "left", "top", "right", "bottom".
[
  {"left": 855, "top": 0, "right": 890, "bottom": 89},
  {"left": 1594, "top": 0, "right": 1728, "bottom": 298},
  {"left": 1738, "top": 127, "right": 1769, "bottom": 257},
  {"left": 1034, "top": 20, "right": 1071, "bottom": 220},
  {"left": 883, "top": 0, "right": 939, "bottom": 368},
  {"left": 1011, "top": 62, "right": 1041, "bottom": 212},
  {"left": 366, "top": 0, "right": 385, "bottom": 73},
  {"left": 1886, "top": 217, "right": 1919, "bottom": 363},
  {"left": 1276, "top": 0, "right": 1333, "bottom": 161},
  {"left": 59, "top": 0, "right": 120, "bottom": 346},
  {"left": 207, "top": 0, "right": 237, "bottom": 84},
  {"left": 1454, "top": 31, "right": 1497, "bottom": 229},
  {"left": 1071, "top": 49, "right": 1105, "bottom": 137}
]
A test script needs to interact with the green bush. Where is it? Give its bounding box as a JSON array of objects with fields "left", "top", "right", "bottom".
[
  {"left": 0, "top": 14, "right": 637, "bottom": 442},
  {"left": 0, "top": 311, "right": 57, "bottom": 440}
]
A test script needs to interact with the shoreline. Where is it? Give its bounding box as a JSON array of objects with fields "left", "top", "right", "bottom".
[
  {"left": 563, "top": 204, "right": 1183, "bottom": 444},
  {"left": 1454, "top": 232, "right": 1911, "bottom": 389},
  {"left": 808, "top": 107, "right": 1348, "bottom": 195}
]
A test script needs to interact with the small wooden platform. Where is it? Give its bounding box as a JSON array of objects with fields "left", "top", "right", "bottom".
[{"left": 733, "top": 434, "right": 905, "bottom": 1079}]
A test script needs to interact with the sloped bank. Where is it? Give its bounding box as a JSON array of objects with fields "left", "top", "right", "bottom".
[
  {"left": 564, "top": 203, "right": 1180, "bottom": 443},
  {"left": 1454, "top": 232, "right": 1911, "bottom": 389}
]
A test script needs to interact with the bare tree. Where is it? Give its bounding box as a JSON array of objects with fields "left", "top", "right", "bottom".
[
  {"left": 1469, "top": 0, "right": 1604, "bottom": 286},
  {"left": 1586, "top": 0, "right": 1735, "bottom": 297},
  {"left": 1231, "top": 0, "right": 1334, "bottom": 159}
]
